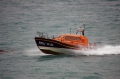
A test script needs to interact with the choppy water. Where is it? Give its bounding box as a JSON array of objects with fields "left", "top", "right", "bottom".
[{"left": 0, "top": 0, "right": 120, "bottom": 79}]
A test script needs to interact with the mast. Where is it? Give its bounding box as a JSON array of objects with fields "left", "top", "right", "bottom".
[
  {"left": 70, "top": 26, "right": 71, "bottom": 34},
  {"left": 83, "top": 19, "right": 85, "bottom": 28},
  {"left": 82, "top": 19, "right": 85, "bottom": 35},
  {"left": 76, "top": 19, "right": 86, "bottom": 35},
  {"left": 70, "top": 21, "right": 71, "bottom": 34}
]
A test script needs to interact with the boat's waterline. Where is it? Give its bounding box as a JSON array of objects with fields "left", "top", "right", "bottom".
[{"left": 38, "top": 46, "right": 79, "bottom": 55}]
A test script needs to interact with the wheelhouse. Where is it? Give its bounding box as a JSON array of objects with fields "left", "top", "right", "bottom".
[{"left": 54, "top": 34, "right": 88, "bottom": 46}]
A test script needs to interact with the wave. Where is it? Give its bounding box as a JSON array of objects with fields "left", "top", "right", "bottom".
[
  {"left": 0, "top": 50, "right": 16, "bottom": 54},
  {"left": 73, "top": 45, "right": 120, "bottom": 56}
]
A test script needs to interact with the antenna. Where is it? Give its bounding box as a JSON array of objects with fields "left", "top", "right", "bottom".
[
  {"left": 70, "top": 26, "right": 71, "bottom": 34},
  {"left": 82, "top": 19, "right": 85, "bottom": 36},
  {"left": 83, "top": 19, "right": 85, "bottom": 28},
  {"left": 70, "top": 21, "right": 71, "bottom": 34}
]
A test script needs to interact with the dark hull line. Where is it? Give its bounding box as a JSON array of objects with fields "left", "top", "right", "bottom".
[
  {"left": 40, "top": 49, "right": 63, "bottom": 55},
  {"left": 35, "top": 37, "right": 78, "bottom": 49},
  {"left": 35, "top": 37, "right": 79, "bottom": 55}
]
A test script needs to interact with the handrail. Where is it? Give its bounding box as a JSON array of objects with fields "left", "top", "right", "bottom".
[{"left": 37, "top": 31, "right": 48, "bottom": 38}]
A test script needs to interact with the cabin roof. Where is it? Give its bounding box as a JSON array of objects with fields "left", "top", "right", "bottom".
[{"left": 59, "top": 34, "right": 82, "bottom": 37}]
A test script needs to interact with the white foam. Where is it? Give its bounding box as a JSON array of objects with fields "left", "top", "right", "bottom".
[
  {"left": 73, "top": 45, "right": 120, "bottom": 56},
  {"left": 23, "top": 48, "right": 47, "bottom": 56},
  {"left": 23, "top": 45, "right": 120, "bottom": 56}
]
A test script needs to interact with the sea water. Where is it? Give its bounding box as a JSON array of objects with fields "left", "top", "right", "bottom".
[{"left": 0, "top": 0, "right": 120, "bottom": 79}]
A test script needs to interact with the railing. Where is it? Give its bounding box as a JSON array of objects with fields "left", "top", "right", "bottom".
[
  {"left": 88, "top": 42, "right": 97, "bottom": 49},
  {"left": 37, "top": 31, "right": 57, "bottom": 39},
  {"left": 78, "top": 42, "right": 97, "bottom": 50},
  {"left": 37, "top": 31, "right": 48, "bottom": 38}
]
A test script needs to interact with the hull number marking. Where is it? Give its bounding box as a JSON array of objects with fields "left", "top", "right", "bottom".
[{"left": 39, "top": 41, "right": 54, "bottom": 46}]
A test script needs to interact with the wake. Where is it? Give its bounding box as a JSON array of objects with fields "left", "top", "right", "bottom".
[
  {"left": 73, "top": 45, "right": 120, "bottom": 56},
  {"left": 23, "top": 45, "right": 120, "bottom": 56}
]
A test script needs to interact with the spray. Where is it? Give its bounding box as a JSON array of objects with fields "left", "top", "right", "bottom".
[{"left": 73, "top": 45, "right": 120, "bottom": 56}]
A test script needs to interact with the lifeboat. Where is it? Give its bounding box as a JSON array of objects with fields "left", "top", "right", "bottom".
[{"left": 34, "top": 22, "right": 96, "bottom": 55}]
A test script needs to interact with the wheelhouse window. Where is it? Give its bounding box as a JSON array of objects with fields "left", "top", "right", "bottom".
[{"left": 65, "top": 36, "right": 80, "bottom": 41}]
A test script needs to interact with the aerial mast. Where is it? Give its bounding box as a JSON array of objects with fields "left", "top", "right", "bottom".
[
  {"left": 70, "top": 26, "right": 71, "bottom": 34},
  {"left": 70, "top": 20, "right": 71, "bottom": 34},
  {"left": 83, "top": 19, "right": 85, "bottom": 28},
  {"left": 82, "top": 19, "right": 85, "bottom": 35}
]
